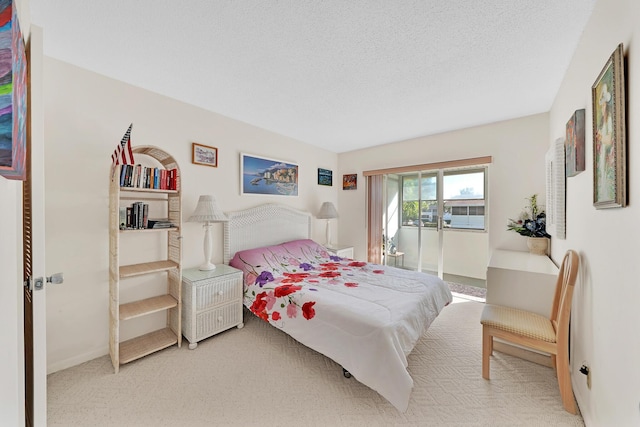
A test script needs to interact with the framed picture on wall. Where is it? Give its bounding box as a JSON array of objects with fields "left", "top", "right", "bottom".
[
  {"left": 565, "top": 109, "right": 585, "bottom": 177},
  {"left": 240, "top": 153, "right": 298, "bottom": 196},
  {"left": 0, "top": 1, "right": 27, "bottom": 181},
  {"left": 591, "top": 43, "right": 626, "bottom": 209},
  {"left": 343, "top": 173, "right": 357, "bottom": 190},
  {"left": 317, "top": 168, "right": 332, "bottom": 186},
  {"left": 192, "top": 143, "right": 218, "bottom": 167}
]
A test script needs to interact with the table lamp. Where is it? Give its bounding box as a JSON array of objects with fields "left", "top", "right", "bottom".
[
  {"left": 317, "top": 201, "right": 338, "bottom": 248},
  {"left": 188, "top": 195, "right": 228, "bottom": 270}
]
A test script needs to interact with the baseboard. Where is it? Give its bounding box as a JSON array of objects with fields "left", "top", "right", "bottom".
[
  {"left": 47, "top": 347, "right": 108, "bottom": 375},
  {"left": 493, "top": 341, "right": 553, "bottom": 368}
]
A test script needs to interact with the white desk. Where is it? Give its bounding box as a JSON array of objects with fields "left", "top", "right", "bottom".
[{"left": 486, "top": 249, "right": 559, "bottom": 317}]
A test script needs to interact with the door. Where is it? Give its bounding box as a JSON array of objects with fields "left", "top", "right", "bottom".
[
  {"left": 392, "top": 170, "right": 443, "bottom": 277},
  {"left": 385, "top": 167, "right": 487, "bottom": 280},
  {"left": 25, "top": 26, "right": 47, "bottom": 427}
]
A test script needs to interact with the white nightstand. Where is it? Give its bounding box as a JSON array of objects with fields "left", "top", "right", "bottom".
[
  {"left": 182, "top": 264, "right": 244, "bottom": 350},
  {"left": 325, "top": 245, "right": 354, "bottom": 259}
]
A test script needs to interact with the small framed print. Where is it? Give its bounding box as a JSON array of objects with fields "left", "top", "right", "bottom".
[
  {"left": 318, "top": 168, "right": 332, "bottom": 186},
  {"left": 565, "top": 109, "right": 585, "bottom": 177},
  {"left": 192, "top": 142, "right": 218, "bottom": 167},
  {"left": 343, "top": 173, "right": 357, "bottom": 190}
]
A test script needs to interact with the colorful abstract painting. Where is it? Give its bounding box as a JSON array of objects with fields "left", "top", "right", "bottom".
[{"left": 0, "top": 0, "right": 26, "bottom": 181}]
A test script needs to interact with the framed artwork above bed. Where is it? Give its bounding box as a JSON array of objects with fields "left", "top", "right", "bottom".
[{"left": 240, "top": 153, "right": 298, "bottom": 196}]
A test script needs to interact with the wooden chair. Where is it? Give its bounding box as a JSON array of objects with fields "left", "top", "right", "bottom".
[{"left": 480, "top": 250, "right": 579, "bottom": 414}]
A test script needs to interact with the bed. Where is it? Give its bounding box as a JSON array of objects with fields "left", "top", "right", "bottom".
[{"left": 223, "top": 203, "right": 453, "bottom": 411}]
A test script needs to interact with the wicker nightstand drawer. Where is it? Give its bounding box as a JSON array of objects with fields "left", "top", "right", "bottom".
[
  {"left": 194, "top": 276, "right": 243, "bottom": 311},
  {"left": 196, "top": 303, "right": 243, "bottom": 338},
  {"left": 182, "top": 265, "right": 244, "bottom": 349}
]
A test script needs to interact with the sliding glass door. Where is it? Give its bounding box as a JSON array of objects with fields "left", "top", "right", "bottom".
[{"left": 383, "top": 166, "right": 487, "bottom": 281}]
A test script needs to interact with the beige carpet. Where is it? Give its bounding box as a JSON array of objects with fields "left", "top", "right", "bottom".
[{"left": 48, "top": 299, "right": 584, "bottom": 426}]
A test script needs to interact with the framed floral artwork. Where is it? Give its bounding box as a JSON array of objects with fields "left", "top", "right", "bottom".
[
  {"left": 592, "top": 43, "right": 626, "bottom": 209},
  {"left": 192, "top": 142, "right": 218, "bottom": 167},
  {"left": 240, "top": 153, "right": 298, "bottom": 196},
  {"left": 343, "top": 173, "right": 357, "bottom": 190}
]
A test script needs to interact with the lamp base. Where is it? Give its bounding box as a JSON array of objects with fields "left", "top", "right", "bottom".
[{"left": 199, "top": 262, "right": 217, "bottom": 271}]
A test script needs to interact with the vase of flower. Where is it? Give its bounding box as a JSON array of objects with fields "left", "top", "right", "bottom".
[
  {"left": 526, "top": 236, "right": 549, "bottom": 255},
  {"left": 507, "top": 194, "right": 551, "bottom": 256}
]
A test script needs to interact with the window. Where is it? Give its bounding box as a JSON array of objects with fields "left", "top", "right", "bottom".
[
  {"left": 401, "top": 174, "right": 437, "bottom": 227},
  {"left": 452, "top": 206, "right": 467, "bottom": 215},
  {"left": 399, "top": 167, "right": 486, "bottom": 231},
  {"left": 468, "top": 206, "right": 485, "bottom": 215},
  {"left": 444, "top": 169, "right": 486, "bottom": 230}
]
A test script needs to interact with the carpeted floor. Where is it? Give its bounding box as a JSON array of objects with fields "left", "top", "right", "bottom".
[
  {"left": 47, "top": 299, "right": 583, "bottom": 426},
  {"left": 447, "top": 281, "right": 486, "bottom": 300}
]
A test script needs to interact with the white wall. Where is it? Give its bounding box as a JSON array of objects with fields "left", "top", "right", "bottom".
[
  {"left": 337, "top": 113, "right": 550, "bottom": 265},
  {"left": 43, "top": 59, "right": 338, "bottom": 372},
  {"left": 549, "top": 0, "right": 640, "bottom": 424},
  {"left": 0, "top": 180, "right": 24, "bottom": 426}
]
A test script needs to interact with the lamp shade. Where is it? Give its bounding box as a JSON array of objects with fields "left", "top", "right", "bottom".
[
  {"left": 188, "top": 195, "right": 228, "bottom": 223},
  {"left": 317, "top": 202, "right": 338, "bottom": 219}
]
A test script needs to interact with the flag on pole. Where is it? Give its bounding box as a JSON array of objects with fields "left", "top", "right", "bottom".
[{"left": 111, "top": 123, "right": 135, "bottom": 166}]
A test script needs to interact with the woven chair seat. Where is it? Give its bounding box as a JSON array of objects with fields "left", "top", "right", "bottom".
[{"left": 481, "top": 304, "right": 556, "bottom": 343}]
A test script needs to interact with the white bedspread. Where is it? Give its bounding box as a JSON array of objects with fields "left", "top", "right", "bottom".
[{"left": 230, "top": 239, "right": 452, "bottom": 411}]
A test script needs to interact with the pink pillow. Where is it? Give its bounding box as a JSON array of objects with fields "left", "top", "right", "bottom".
[{"left": 229, "top": 239, "right": 331, "bottom": 280}]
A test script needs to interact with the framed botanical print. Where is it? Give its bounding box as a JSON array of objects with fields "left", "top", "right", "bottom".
[{"left": 592, "top": 43, "right": 626, "bottom": 208}]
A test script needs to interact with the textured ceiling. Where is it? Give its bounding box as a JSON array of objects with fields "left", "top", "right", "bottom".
[{"left": 30, "top": 1, "right": 596, "bottom": 153}]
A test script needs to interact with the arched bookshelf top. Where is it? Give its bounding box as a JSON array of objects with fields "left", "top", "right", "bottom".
[{"left": 133, "top": 145, "right": 180, "bottom": 172}]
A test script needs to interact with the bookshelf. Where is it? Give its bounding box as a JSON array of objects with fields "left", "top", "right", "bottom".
[{"left": 109, "top": 145, "right": 182, "bottom": 373}]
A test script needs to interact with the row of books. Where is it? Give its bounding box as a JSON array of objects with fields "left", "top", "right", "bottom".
[
  {"left": 120, "top": 164, "right": 178, "bottom": 190},
  {"left": 119, "top": 202, "right": 176, "bottom": 230}
]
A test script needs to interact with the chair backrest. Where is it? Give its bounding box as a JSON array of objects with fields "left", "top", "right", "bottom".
[{"left": 550, "top": 250, "right": 580, "bottom": 342}]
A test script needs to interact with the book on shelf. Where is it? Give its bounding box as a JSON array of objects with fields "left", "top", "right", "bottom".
[
  {"left": 119, "top": 207, "right": 127, "bottom": 230},
  {"left": 120, "top": 201, "right": 150, "bottom": 230},
  {"left": 119, "top": 164, "right": 178, "bottom": 191},
  {"left": 147, "top": 219, "right": 176, "bottom": 229}
]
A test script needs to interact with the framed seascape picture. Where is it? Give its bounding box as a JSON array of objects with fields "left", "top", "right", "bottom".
[
  {"left": 240, "top": 153, "right": 298, "bottom": 196},
  {"left": 0, "top": 1, "right": 27, "bottom": 181},
  {"left": 565, "top": 109, "right": 585, "bottom": 177},
  {"left": 343, "top": 173, "right": 357, "bottom": 190},
  {"left": 192, "top": 142, "right": 218, "bottom": 167},
  {"left": 592, "top": 43, "right": 626, "bottom": 208},
  {"left": 317, "top": 168, "right": 332, "bottom": 186}
]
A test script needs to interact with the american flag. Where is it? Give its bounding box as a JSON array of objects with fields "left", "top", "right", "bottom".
[{"left": 111, "top": 123, "right": 135, "bottom": 166}]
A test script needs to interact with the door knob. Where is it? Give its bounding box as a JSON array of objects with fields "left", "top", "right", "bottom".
[{"left": 47, "top": 272, "right": 64, "bottom": 284}]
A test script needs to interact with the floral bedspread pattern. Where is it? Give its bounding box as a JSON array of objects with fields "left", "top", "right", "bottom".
[{"left": 230, "top": 239, "right": 453, "bottom": 412}]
